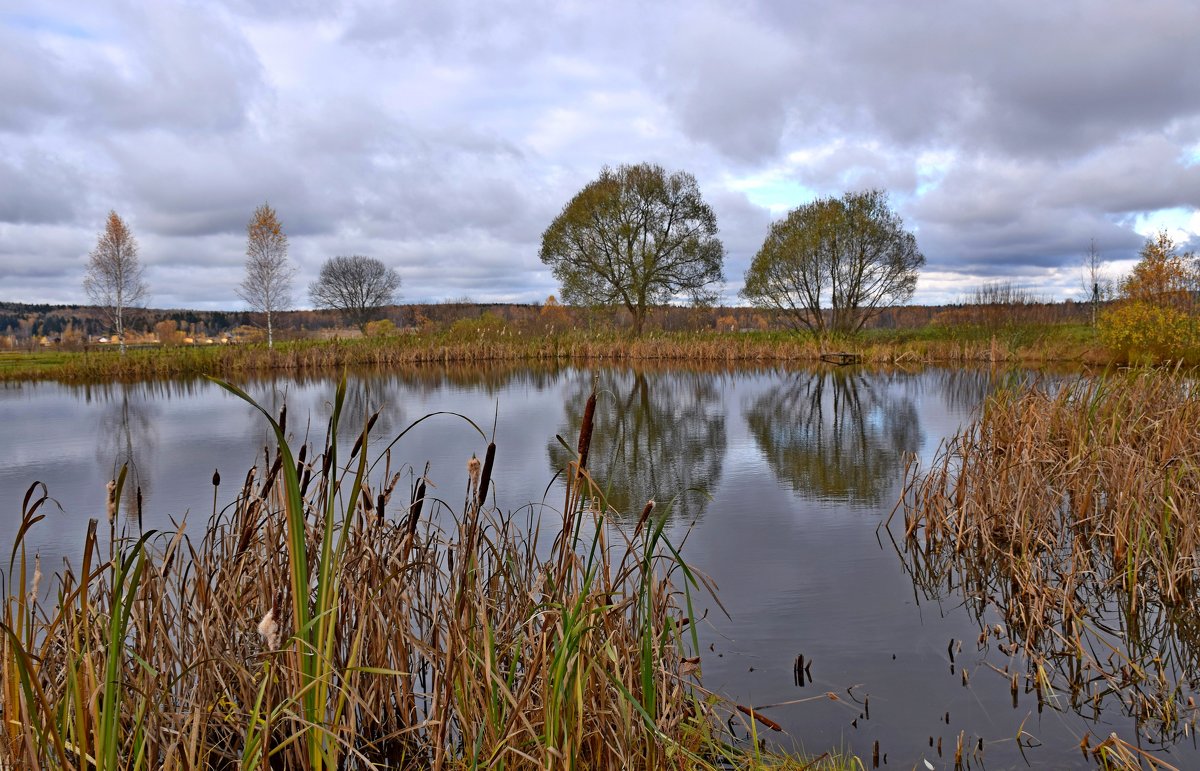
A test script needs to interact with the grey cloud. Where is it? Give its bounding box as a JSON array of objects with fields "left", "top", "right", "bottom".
[
  {"left": 658, "top": 5, "right": 799, "bottom": 163},
  {"left": 0, "top": 27, "right": 71, "bottom": 132},
  {"left": 0, "top": 152, "right": 83, "bottom": 224},
  {"left": 658, "top": 2, "right": 1200, "bottom": 163},
  {"left": 705, "top": 189, "right": 772, "bottom": 293}
]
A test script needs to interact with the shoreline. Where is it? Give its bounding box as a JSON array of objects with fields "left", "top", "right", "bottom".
[{"left": 0, "top": 324, "right": 1117, "bottom": 383}]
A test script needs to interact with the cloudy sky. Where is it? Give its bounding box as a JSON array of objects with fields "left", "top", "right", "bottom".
[{"left": 2, "top": 0, "right": 1199, "bottom": 309}]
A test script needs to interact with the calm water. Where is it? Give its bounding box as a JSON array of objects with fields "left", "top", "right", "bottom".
[{"left": 1, "top": 364, "right": 1195, "bottom": 769}]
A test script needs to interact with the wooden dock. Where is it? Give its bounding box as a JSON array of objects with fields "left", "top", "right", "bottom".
[{"left": 819, "top": 351, "right": 861, "bottom": 366}]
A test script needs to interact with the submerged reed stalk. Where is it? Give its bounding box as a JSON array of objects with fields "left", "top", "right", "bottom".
[{"left": 896, "top": 367, "right": 1200, "bottom": 748}]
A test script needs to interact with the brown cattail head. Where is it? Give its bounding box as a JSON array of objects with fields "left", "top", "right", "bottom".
[
  {"left": 408, "top": 478, "right": 427, "bottom": 536},
  {"left": 577, "top": 392, "right": 597, "bottom": 470},
  {"left": 634, "top": 500, "right": 656, "bottom": 537},
  {"left": 477, "top": 442, "right": 496, "bottom": 508},
  {"left": 212, "top": 468, "right": 221, "bottom": 487}
]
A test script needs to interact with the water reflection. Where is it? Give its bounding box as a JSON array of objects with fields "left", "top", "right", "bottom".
[
  {"left": 896, "top": 530, "right": 1200, "bottom": 754},
  {"left": 548, "top": 368, "right": 726, "bottom": 521},
  {"left": 95, "top": 386, "right": 158, "bottom": 521},
  {"left": 744, "top": 368, "right": 922, "bottom": 506}
]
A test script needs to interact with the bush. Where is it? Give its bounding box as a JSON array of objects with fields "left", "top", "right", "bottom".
[
  {"left": 363, "top": 319, "right": 398, "bottom": 338},
  {"left": 1099, "top": 301, "right": 1197, "bottom": 363}
]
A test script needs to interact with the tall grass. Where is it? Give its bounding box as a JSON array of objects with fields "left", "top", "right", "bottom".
[
  {"left": 0, "top": 324, "right": 1110, "bottom": 383},
  {"left": 894, "top": 367, "right": 1200, "bottom": 758},
  {"left": 1, "top": 378, "right": 846, "bottom": 769}
]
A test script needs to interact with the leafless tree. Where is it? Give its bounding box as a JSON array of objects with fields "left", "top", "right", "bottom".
[
  {"left": 1081, "top": 239, "right": 1112, "bottom": 327},
  {"left": 309, "top": 255, "right": 401, "bottom": 329},
  {"left": 237, "top": 203, "right": 294, "bottom": 348},
  {"left": 83, "top": 210, "right": 148, "bottom": 355}
]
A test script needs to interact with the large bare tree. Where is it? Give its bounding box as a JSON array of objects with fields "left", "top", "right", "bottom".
[
  {"left": 309, "top": 255, "right": 401, "bottom": 329},
  {"left": 83, "top": 210, "right": 148, "bottom": 355},
  {"left": 237, "top": 203, "right": 294, "bottom": 348},
  {"left": 539, "top": 163, "right": 725, "bottom": 336},
  {"left": 741, "top": 189, "right": 923, "bottom": 337}
]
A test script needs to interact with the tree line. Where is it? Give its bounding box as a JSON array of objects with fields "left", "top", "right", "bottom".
[
  {"left": 83, "top": 160, "right": 1183, "bottom": 353},
  {"left": 84, "top": 204, "right": 401, "bottom": 353}
]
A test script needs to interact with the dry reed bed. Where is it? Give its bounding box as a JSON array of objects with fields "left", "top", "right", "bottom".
[
  {"left": 0, "top": 380, "right": 760, "bottom": 770},
  {"left": 2, "top": 331, "right": 1075, "bottom": 384},
  {"left": 896, "top": 368, "right": 1200, "bottom": 759}
]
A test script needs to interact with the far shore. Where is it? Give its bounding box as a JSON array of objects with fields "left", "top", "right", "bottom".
[{"left": 0, "top": 322, "right": 1124, "bottom": 383}]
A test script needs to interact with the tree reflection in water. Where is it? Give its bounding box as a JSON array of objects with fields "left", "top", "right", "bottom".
[
  {"left": 549, "top": 368, "right": 726, "bottom": 522},
  {"left": 96, "top": 384, "right": 158, "bottom": 522},
  {"left": 744, "top": 368, "right": 923, "bottom": 506}
]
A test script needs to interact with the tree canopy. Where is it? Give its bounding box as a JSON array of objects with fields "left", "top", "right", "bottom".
[
  {"left": 741, "top": 189, "right": 923, "bottom": 336},
  {"left": 309, "top": 255, "right": 401, "bottom": 329},
  {"left": 1119, "top": 230, "right": 1196, "bottom": 309},
  {"left": 539, "top": 163, "right": 724, "bottom": 335}
]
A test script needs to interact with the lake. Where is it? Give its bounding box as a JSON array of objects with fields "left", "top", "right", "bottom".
[{"left": 2, "top": 363, "right": 1194, "bottom": 769}]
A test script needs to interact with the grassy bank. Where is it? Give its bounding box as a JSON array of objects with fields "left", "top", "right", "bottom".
[
  {"left": 0, "top": 322, "right": 1112, "bottom": 383},
  {"left": 896, "top": 367, "right": 1200, "bottom": 766},
  {"left": 0, "top": 379, "right": 855, "bottom": 770}
]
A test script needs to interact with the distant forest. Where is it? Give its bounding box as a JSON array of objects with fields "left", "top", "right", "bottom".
[{"left": 1, "top": 296, "right": 1099, "bottom": 346}]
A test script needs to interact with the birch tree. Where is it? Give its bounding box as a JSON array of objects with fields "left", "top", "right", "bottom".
[
  {"left": 237, "top": 203, "right": 294, "bottom": 348},
  {"left": 83, "top": 210, "right": 148, "bottom": 355}
]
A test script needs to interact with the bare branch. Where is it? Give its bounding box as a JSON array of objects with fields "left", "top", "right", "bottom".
[{"left": 309, "top": 255, "right": 401, "bottom": 329}]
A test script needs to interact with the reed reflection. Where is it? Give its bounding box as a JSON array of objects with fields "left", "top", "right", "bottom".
[
  {"left": 893, "top": 371, "right": 1200, "bottom": 757},
  {"left": 744, "top": 368, "right": 922, "bottom": 506},
  {"left": 549, "top": 368, "right": 726, "bottom": 521}
]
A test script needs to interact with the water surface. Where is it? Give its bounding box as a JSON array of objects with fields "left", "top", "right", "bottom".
[{"left": 2, "top": 364, "right": 1192, "bottom": 769}]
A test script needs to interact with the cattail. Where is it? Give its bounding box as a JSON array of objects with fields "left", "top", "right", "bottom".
[
  {"left": 467, "top": 454, "right": 481, "bottom": 501},
  {"left": 736, "top": 704, "right": 782, "bottom": 732},
  {"left": 257, "top": 608, "right": 281, "bottom": 650},
  {"left": 408, "top": 476, "right": 427, "bottom": 537},
  {"left": 350, "top": 412, "right": 379, "bottom": 461},
  {"left": 212, "top": 468, "right": 221, "bottom": 487},
  {"left": 634, "top": 500, "right": 655, "bottom": 537},
  {"left": 106, "top": 479, "right": 117, "bottom": 522},
  {"left": 29, "top": 553, "right": 41, "bottom": 605},
  {"left": 577, "top": 392, "right": 597, "bottom": 470},
  {"left": 477, "top": 442, "right": 495, "bottom": 508}
]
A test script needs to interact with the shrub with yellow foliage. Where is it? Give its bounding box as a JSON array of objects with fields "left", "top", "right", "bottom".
[{"left": 1099, "top": 231, "right": 1199, "bottom": 362}]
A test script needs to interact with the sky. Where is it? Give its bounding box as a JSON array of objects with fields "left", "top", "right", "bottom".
[{"left": 1, "top": 0, "right": 1199, "bottom": 310}]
